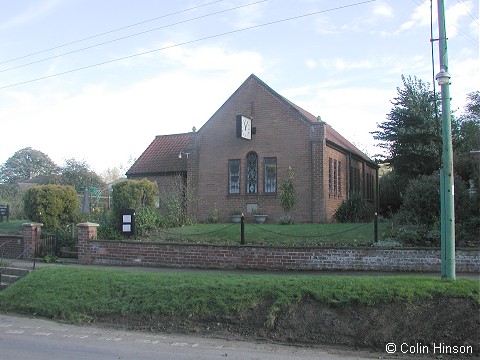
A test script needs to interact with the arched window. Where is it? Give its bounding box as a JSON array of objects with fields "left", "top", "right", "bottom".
[{"left": 246, "top": 152, "right": 258, "bottom": 194}]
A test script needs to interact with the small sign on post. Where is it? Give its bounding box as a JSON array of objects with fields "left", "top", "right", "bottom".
[
  {"left": 0, "top": 205, "right": 9, "bottom": 222},
  {"left": 120, "top": 208, "right": 136, "bottom": 237}
]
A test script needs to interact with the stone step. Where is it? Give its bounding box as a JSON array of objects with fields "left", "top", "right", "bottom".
[
  {"left": 0, "top": 267, "right": 30, "bottom": 290},
  {"left": 1, "top": 267, "right": 30, "bottom": 277},
  {"left": 0, "top": 274, "right": 21, "bottom": 284}
]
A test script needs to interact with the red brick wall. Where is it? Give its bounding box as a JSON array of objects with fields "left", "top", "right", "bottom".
[
  {"left": 78, "top": 239, "right": 480, "bottom": 273},
  {"left": 192, "top": 77, "right": 325, "bottom": 223},
  {"left": 0, "top": 235, "right": 24, "bottom": 259}
]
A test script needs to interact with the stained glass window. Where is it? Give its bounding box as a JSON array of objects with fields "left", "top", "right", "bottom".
[{"left": 246, "top": 152, "right": 258, "bottom": 194}]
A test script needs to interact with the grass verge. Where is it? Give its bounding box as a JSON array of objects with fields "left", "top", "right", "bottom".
[
  {"left": 0, "top": 267, "right": 478, "bottom": 324},
  {"left": 0, "top": 219, "right": 26, "bottom": 235}
]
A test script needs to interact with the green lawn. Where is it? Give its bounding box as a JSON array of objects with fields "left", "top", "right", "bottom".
[
  {"left": 0, "top": 220, "right": 387, "bottom": 246},
  {"left": 0, "top": 219, "right": 26, "bottom": 235},
  {"left": 149, "top": 222, "right": 387, "bottom": 246},
  {"left": 0, "top": 267, "right": 478, "bottom": 323}
]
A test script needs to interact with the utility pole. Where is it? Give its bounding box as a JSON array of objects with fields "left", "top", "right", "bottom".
[{"left": 435, "top": 0, "right": 455, "bottom": 279}]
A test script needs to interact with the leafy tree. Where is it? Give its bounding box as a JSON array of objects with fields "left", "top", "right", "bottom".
[
  {"left": 453, "top": 91, "right": 480, "bottom": 184},
  {"left": 101, "top": 166, "right": 126, "bottom": 184},
  {"left": 0, "top": 184, "right": 24, "bottom": 219},
  {"left": 0, "top": 148, "right": 58, "bottom": 184},
  {"left": 60, "top": 159, "right": 105, "bottom": 193},
  {"left": 23, "top": 185, "right": 80, "bottom": 230},
  {"left": 371, "top": 75, "right": 441, "bottom": 179}
]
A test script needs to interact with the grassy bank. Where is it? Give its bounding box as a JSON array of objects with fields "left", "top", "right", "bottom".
[{"left": 0, "top": 267, "right": 478, "bottom": 324}]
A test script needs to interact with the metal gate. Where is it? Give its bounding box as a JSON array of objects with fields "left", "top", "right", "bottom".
[
  {"left": 38, "top": 225, "right": 78, "bottom": 258},
  {"left": 37, "top": 233, "right": 57, "bottom": 258}
]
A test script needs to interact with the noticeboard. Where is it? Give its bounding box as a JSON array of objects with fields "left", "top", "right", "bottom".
[
  {"left": 0, "top": 205, "right": 9, "bottom": 222},
  {"left": 120, "top": 208, "right": 135, "bottom": 236}
]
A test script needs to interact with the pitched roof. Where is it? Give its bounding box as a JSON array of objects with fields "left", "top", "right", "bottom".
[
  {"left": 126, "top": 133, "right": 194, "bottom": 176},
  {"left": 248, "top": 74, "right": 373, "bottom": 163},
  {"left": 128, "top": 75, "right": 374, "bottom": 176}
]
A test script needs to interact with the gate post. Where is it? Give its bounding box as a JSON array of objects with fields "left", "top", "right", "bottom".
[
  {"left": 22, "top": 222, "right": 43, "bottom": 260},
  {"left": 77, "top": 222, "right": 99, "bottom": 265}
]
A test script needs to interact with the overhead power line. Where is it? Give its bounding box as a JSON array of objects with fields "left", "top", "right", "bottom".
[
  {"left": 0, "top": 0, "right": 268, "bottom": 73},
  {"left": 0, "top": 0, "right": 376, "bottom": 90},
  {"left": 0, "top": 0, "right": 231, "bottom": 66},
  {"left": 456, "top": 0, "right": 479, "bottom": 25}
]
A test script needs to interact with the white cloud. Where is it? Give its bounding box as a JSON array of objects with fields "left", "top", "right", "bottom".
[
  {"left": 0, "top": 46, "right": 265, "bottom": 172},
  {"left": 282, "top": 84, "right": 396, "bottom": 157},
  {"left": 0, "top": 0, "right": 62, "bottom": 31},
  {"left": 397, "top": 0, "right": 431, "bottom": 33},
  {"left": 445, "top": 0, "right": 476, "bottom": 38},
  {"left": 317, "top": 58, "right": 374, "bottom": 71},
  {"left": 161, "top": 44, "right": 264, "bottom": 73},
  {"left": 373, "top": 3, "right": 394, "bottom": 18},
  {"left": 305, "top": 59, "right": 317, "bottom": 69}
]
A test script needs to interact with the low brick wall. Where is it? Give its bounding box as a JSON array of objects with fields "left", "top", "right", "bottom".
[
  {"left": 78, "top": 237, "right": 480, "bottom": 273},
  {"left": 0, "top": 235, "right": 24, "bottom": 259}
]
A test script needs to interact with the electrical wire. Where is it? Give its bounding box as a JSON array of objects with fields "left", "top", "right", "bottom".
[
  {"left": 0, "top": 0, "right": 269, "bottom": 73},
  {"left": 409, "top": 0, "right": 478, "bottom": 48},
  {"left": 456, "top": 0, "right": 479, "bottom": 25},
  {"left": 0, "top": 0, "right": 231, "bottom": 66},
  {"left": 0, "top": 0, "right": 376, "bottom": 90}
]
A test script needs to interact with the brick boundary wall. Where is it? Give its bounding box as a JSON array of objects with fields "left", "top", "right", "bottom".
[
  {"left": 0, "top": 234, "right": 24, "bottom": 259},
  {"left": 77, "top": 223, "right": 480, "bottom": 273}
]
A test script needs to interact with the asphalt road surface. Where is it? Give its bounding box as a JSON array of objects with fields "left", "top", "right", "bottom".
[{"left": 0, "top": 314, "right": 382, "bottom": 360}]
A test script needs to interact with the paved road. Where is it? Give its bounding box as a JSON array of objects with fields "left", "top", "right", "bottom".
[{"left": 0, "top": 314, "right": 382, "bottom": 360}]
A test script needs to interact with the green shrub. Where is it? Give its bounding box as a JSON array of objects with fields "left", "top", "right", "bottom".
[
  {"left": 136, "top": 207, "right": 163, "bottom": 236},
  {"left": 334, "top": 192, "right": 373, "bottom": 223},
  {"left": 280, "top": 167, "right": 296, "bottom": 215},
  {"left": 23, "top": 185, "right": 80, "bottom": 230},
  {"left": 111, "top": 179, "right": 158, "bottom": 219},
  {"left": 278, "top": 215, "right": 294, "bottom": 225},
  {"left": 386, "top": 173, "right": 479, "bottom": 246}
]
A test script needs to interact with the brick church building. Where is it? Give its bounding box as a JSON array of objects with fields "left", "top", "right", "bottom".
[{"left": 127, "top": 74, "right": 378, "bottom": 223}]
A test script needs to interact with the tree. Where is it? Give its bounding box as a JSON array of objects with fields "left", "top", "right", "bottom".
[
  {"left": 0, "top": 148, "right": 58, "bottom": 184},
  {"left": 60, "top": 159, "right": 105, "bottom": 193},
  {"left": 101, "top": 166, "right": 126, "bottom": 184},
  {"left": 371, "top": 75, "right": 441, "bottom": 179},
  {"left": 453, "top": 91, "right": 480, "bottom": 184}
]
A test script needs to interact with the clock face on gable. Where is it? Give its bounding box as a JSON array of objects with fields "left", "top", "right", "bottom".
[{"left": 236, "top": 115, "right": 252, "bottom": 140}]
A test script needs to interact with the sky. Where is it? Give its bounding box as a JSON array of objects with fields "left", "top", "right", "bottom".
[{"left": 0, "top": 0, "right": 478, "bottom": 177}]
